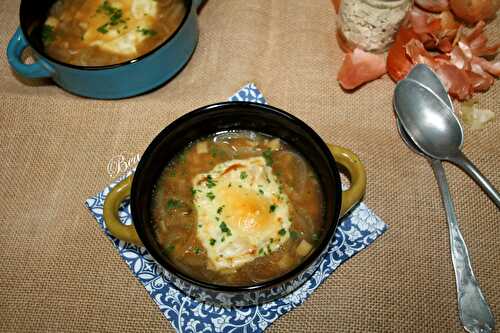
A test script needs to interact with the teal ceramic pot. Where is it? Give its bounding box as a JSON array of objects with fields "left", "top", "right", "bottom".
[{"left": 7, "top": 0, "right": 202, "bottom": 99}]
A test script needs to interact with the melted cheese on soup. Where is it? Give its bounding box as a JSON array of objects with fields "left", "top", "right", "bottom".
[
  {"left": 83, "top": 0, "right": 157, "bottom": 55},
  {"left": 192, "top": 157, "right": 291, "bottom": 272}
]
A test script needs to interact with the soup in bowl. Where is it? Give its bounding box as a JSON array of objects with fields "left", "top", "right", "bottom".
[
  {"left": 103, "top": 102, "right": 366, "bottom": 305},
  {"left": 41, "top": 0, "right": 186, "bottom": 66},
  {"left": 7, "top": 0, "right": 202, "bottom": 99}
]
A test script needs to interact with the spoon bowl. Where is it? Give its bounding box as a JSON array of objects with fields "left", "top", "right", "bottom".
[
  {"left": 394, "top": 79, "right": 463, "bottom": 159},
  {"left": 406, "top": 64, "right": 453, "bottom": 111}
]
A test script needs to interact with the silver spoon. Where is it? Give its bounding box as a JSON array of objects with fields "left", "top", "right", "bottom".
[
  {"left": 394, "top": 76, "right": 500, "bottom": 208},
  {"left": 395, "top": 115, "right": 495, "bottom": 333}
]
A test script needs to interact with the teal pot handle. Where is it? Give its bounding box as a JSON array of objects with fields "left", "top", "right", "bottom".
[{"left": 7, "top": 27, "right": 53, "bottom": 79}]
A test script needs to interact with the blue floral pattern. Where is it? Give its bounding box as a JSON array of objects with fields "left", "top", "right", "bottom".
[{"left": 85, "top": 84, "right": 387, "bottom": 332}]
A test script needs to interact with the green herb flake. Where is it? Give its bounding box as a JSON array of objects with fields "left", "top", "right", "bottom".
[
  {"left": 240, "top": 171, "right": 248, "bottom": 180},
  {"left": 312, "top": 233, "right": 321, "bottom": 242},
  {"left": 193, "top": 246, "right": 202, "bottom": 255},
  {"left": 97, "top": 1, "right": 115, "bottom": 15},
  {"left": 209, "top": 238, "right": 216, "bottom": 246},
  {"left": 258, "top": 189, "right": 264, "bottom": 195},
  {"left": 210, "top": 146, "right": 217, "bottom": 158},
  {"left": 138, "top": 27, "right": 157, "bottom": 36},
  {"left": 41, "top": 25, "right": 55, "bottom": 44},
  {"left": 217, "top": 205, "right": 225, "bottom": 214},
  {"left": 97, "top": 23, "right": 109, "bottom": 34},
  {"left": 206, "top": 192, "right": 215, "bottom": 200},
  {"left": 191, "top": 188, "right": 197, "bottom": 196},
  {"left": 109, "top": 9, "right": 124, "bottom": 25},
  {"left": 262, "top": 148, "right": 273, "bottom": 166},
  {"left": 198, "top": 224, "right": 202, "bottom": 228},
  {"left": 219, "top": 222, "right": 232, "bottom": 236},
  {"left": 166, "top": 198, "right": 183, "bottom": 209},
  {"left": 258, "top": 248, "right": 265, "bottom": 256},
  {"left": 206, "top": 175, "right": 216, "bottom": 188},
  {"left": 163, "top": 244, "right": 175, "bottom": 255},
  {"left": 168, "top": 169, "right": 176, "bottom": 177},
  {"left": 269, "top": 204, "right": 277, "bottom": 213},
  {"left": 278, "top": 228, "right": 287, "bottom": 236},
  {"left": 267, "top": 244, "right": 272, "bottom": 254},
  {"left": 290, "top": 230, "right": 300, "bottom": 240}
]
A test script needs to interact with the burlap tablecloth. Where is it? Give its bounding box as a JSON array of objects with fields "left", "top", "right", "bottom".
[{"left": 1, "top": 1, "right": 499, "bottom": 332}]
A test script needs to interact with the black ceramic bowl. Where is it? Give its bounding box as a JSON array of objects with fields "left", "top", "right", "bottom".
[{"left": 103, "top": 101, "right": 366, "bottom": 306}]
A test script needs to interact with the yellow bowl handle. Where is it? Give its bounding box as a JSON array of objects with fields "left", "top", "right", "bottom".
[
  {"left": 103, "top": 175, "right": 143, "bottom": 246},
  {"left": 327, "top": 144, "right": 367, "bottom": 217}
]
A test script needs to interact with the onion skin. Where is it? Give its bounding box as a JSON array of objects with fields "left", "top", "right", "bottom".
[
  {"left": 332, "top": 0, "right": 341, "bottom": 13},
  {"left": 449, "top": 0, "right": 500, "bottom": 23},
  {"left": 387, "top": 28, "right": 420, "bottom": 81}
]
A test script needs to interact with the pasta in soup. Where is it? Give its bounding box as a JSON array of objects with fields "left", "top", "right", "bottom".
[
  {"left": 40, "top": 0, "right": 186, "bottom": 66},
  {"left": 152, "top": 131, "right": 325, "bottom": 286}
]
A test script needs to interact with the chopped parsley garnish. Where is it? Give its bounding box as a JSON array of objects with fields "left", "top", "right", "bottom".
[
  {"left": 262, "top": 148, "right": 273, "bottom": 166},
  {"left": 166, "top": 198, "right": 182, "bottom": 209},
  {"left": 269, "top": 204, "right": 277, "bottom": 213},
  {"left": 97, "top": 0, "right": 115, "bottom": 15},
  {"left": 290, "top": 230, "right": 300, "bottom": 240},
  {"left": 219, "top": 222, "right": 232, "bottom": 236},
  {"left": 191, "top": 188, "right": 197, "bottom": 196},
  {"left": 258, "top": 189, "right": 264, "bottom": 195},
  {"left": 210, "top": 146, "right": 218, "bottom": 158},
  {"left": 217, "top": 205, "right": 225, "bottom": 214},
  {"left": 41, "top": 25, "right": 55, "bottom": 44},
  {"left": 96, "top": 1, "right": 126, "bottom": 33},
  {"left": 258, "top": 248, "right": 265, "bottom": 256},
  {"left": 278, "top": 228, "right": 287, "bottom": 236},
  {"left": 240, "top": 171, "right": 248, "bottom": 180},
  {"left": 209, "top": 238, "right": 216, "bottom": 246},
  {"left": 198, "top": 224, "right": 202, "bottom": 228},
  {"left": 109, "top": 9, "right": 124, "bottom": 26},
  {"left": 136, "top": 27, "right": 157, "bottom": 37},
  {"left": 193, "top": 246, "right": 202, "bottom": 255},
  {"left": 178, "top": 153, "right": 186, "bottom": 164},
  {"left": 206, "top": 175, "right": 216, "bottom": 188},
  {"left": 163, "top": 244, "right": 175, "bottom": 254},
  {"left": 97, "top": 23, "right": 109, "bottom": 34},
  {"left": 267, "top": 244, "right": 272, "bottom": 254},
  {"left": 221, "top": 236, "right": 225, "bottom": 242},
  {"left": 206, "top": 192, "right": 215, "bottom": 200}
]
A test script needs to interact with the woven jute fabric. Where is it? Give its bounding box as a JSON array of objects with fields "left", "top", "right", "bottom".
[{"left": 1, "top": 1, "right": 499, "bottom": 332}]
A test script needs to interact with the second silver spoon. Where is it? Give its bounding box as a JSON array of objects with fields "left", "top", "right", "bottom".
[{"left": 395, "top": 116, "right": 494, "bottom": 333}]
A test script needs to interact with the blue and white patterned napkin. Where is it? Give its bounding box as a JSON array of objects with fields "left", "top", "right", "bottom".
[{"left": 85, "top": 83, "right": 387, "bottom": 333}]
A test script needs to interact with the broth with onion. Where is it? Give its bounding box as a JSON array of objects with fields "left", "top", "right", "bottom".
[
  {"left": 40, "top": 0, "right": 186, "bottom": 66},
  {"left": 151, "top": 131, "right": 325, "bottom": 286}
]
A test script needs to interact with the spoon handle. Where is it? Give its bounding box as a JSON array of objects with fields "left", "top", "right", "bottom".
[
  {"left": 449, "top": 153, "right": 500, "bottom": 209},
  {"left": 431, "top": 159, "right": 495, "bottom": 333}
]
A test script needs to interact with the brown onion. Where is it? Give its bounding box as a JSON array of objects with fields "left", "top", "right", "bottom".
[{"left": 449, "top": 0, "right": 499, "bottom": 23}]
